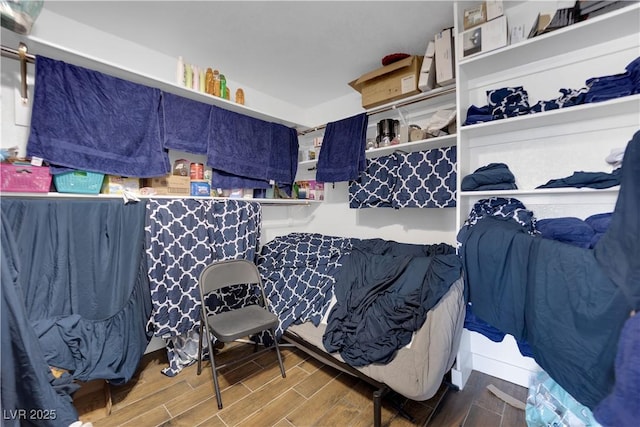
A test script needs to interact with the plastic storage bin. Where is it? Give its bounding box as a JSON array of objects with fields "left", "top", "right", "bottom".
[
  {"left": 0, "top": 163, "right": 52, "bottom": 193},
  {"left": 54, "top": 170, "right": 105, "bottom": 194}
]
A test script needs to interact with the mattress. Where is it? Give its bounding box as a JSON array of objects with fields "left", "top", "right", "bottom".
[{"left": 285, "top": 277, "right": 465, "bottom": 401}]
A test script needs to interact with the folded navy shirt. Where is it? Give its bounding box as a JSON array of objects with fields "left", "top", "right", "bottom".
[
  {"left": 537, "top": 168, "right": 622, "bottom": 189},
  {"left": 461, "top": 163, "right": 517, "bottom": 191}
]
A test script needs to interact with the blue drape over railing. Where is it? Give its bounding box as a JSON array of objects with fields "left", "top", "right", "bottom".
[{"left": 0, "top": 199, "right": 152, "bottom": 385}]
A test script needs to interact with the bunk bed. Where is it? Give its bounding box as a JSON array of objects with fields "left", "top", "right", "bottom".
[{"left": 256, "top": 233, "right": 465, "bottom": 426}]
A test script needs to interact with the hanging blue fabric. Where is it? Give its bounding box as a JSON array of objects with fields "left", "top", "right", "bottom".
[
  {"left": 1, "top": 198, "right": 152, "bottom": 385},
  {"left": 207, "top": 106, "right": 299, "bottom": 190},
  {"left": 162, "top": 92, "right": 211, "bottom": 154},
  {"left": 316, "top": 113, "right": 368, "bottom": 183},
  {"left": 27, "top": 56, "right": 170, "bottom": 177}
]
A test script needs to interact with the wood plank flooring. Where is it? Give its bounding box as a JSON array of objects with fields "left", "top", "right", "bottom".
[{"left": 74, "top": 343, "right": 528, "bottom": 427}]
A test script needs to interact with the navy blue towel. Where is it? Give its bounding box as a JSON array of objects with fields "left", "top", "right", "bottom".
[
  {"left": 162, "top": 92, "right": 211, "bottom": 154},
  {"left": 27, "top": 56, "right": 170, "bottom": 177},
  {"left": 316, "top": 113, "right": 368, "bottom": 183},
  {"left": 207, "top": 106, "right": 299, "bottom": 189},
  {"left": 267, "top": 123, "right": 299, "bottom": 187}
]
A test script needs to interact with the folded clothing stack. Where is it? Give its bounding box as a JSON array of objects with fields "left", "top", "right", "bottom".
[{"left": 461, "top": 163, "right": 517, "bottom": 191}]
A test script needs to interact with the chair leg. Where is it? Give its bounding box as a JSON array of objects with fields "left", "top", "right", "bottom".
[
  {"left": 270, "top": 329, "right": 286, "bottom": 379},
  {"left": 202, "top": 326, "right": 223, "bottom": 409},
  {"left": 197, "top": 320, "right": 204, "bottom": 375}
]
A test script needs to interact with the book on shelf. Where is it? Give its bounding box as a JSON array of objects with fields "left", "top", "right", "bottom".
[
  {"left": 576, "top": 0, "right": 634, "bottom": 20},
  {"left": 528, "top": 6, "right": 576, "bottom": 38}
]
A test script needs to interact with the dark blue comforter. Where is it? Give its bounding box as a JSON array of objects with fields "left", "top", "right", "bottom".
[
  {"left": 458, "top": 129, "right": 640, "bottom": 410},
  {"left": 322, "top": 239, "right": 461, "bottom": 366},
  {"left": 1, "top": 199, "right": 152, "bottom": 385}
]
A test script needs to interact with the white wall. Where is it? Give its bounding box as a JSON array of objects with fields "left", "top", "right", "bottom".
[{"left": 261, "top": 182, "right": 457, "bottom": 246}]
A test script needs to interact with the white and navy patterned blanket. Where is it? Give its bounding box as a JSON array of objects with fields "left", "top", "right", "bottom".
[
  {"left": 349, "top": 147, "right": 457, "bottom": 209},
  {"left": 145, "top": 199, "right": 262, "bottom": 376},
  {"left": 257, "top": 233, "right": 353, "bottom": 336}
]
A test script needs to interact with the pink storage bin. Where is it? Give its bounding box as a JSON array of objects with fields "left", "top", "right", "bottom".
[{"left": 0, "top": 163, "right": 52, "bottom": 193}]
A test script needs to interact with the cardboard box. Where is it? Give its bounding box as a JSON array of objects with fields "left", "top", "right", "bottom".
[
  {"left": 462, "top": 15, "right": 508, "bottom": 58},
  {"left": 435, "top": 28, "right": 455, "bottom": 86},
  {"left": 349, "top": 55, "right": 423, "bottom": 109},
  {"left": 142, "top": 175, "right": 190, "bottom": 195},
  {"left": 101, "top": 175, "right": 140, "bottom": 194},
  {"left": 418, "top": 41, "right": 436, "bottom": 92}
]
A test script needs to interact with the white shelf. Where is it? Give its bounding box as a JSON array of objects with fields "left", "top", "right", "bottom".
[
  {"left": 298, "top": 85, "right": 456, "bottom": 137},
  {"left": 366, "top": 85, "right": 457, "bottom": 117},
  {"left": 458, "top": 3, "right": 640, "bottom": 77},
  {"left": 460, "top": 186, "right": 619, "bottom": 197},
  {"left": 366, "top": 134, "right": 456, "bottom": 158},
  {"left": 23, "top": 35, "right": 303, "bottom": 130},
  {"left": 0, "top": 192, "right": 320, "bottom": 206},
  {"left": 460, "top": 95, "right": 640, "bottom": 143}
]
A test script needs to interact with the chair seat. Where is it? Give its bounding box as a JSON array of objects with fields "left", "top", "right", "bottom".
[{"left": 208, "top": 304, "right": 279, "bottom": 342}]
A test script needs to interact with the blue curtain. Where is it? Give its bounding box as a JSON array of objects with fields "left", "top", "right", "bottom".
[{"left": 0, "top": 199, "right": 152, "bottom": 385}]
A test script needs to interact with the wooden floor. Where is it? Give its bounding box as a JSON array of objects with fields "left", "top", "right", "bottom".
[{"left": 74, "top": 343, "right": 528, "bottom": 427}]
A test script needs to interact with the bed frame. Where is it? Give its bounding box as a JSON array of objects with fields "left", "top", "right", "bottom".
[{"left": 282, "top": 330, "right": 456, "bottom": 427}]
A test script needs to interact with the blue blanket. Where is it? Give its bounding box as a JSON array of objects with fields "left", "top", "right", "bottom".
[
  {"left": 27, "top": 56, "right": 170, "bottom": 177},
  {"left": 1, "top": 199, "right": 152, "bottom": 385},
  {"left": 323, "top": 240, "right": 461, "bottom": 366},
  {"left": 316, "top": 113, "right": 368, "bottom": 182},
  {"left": 594, "top": 312, "right": 640, "bottom": 427},
  {"left": 145, "top": 199, "right": 262, "bottom": 376},
  {"left": 258, "top": 233, "right": 353, "bottom": 336},
  {"left": 349, "top": 148, "right": 457, "bottom": 209},
  {"left": 459, "top": 215, "right": 630, "bottom": 409},
  {"left": 594, "top": 130, "right": 640, "bottom": 311},
  {"left": 537, "top": 168, "right": 622, "bottom": 189},
  {"left": 349, "top": 155, "right": 398, "bottom": 208},
  {"left": 1, "top": 215, "right": 80, "bottom": 427},
  {"left": 393, "top": 148, "right": 457, "bottom": 208}
]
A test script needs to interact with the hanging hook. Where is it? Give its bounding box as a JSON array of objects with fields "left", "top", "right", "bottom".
[{"left": 18, "top": 42, "right": 28, "bottom": 104}]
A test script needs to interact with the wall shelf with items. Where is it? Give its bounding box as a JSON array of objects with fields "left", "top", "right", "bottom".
[
  {"left": 365, "top": 134, "right": 456, "bottom": 159},
  {"left": 452, "top": 0, "right": 639, "bottom": 391},
  {"left": 457, "top": 3, "right": 639, "bottom": 76},
  {"left": 296, "top": 85, "right": 458, "bottom": 182},
  {"left": 3, "top": 36, "right": 302, "bottom": 129},
  {"left": 461, "top": 95, "right": 640, "bottom": 142},
  {"left": 458, "top": 187, "right": 620, "bottom": 221}
]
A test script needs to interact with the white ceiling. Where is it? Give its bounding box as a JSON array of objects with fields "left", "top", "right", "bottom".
[{"left": 42, "top": 1, "right": 454, "bottom": 109}]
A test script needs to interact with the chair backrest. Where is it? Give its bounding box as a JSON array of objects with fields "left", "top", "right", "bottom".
[{"left": 198, "top": 259, "right": 270, "bottom": 310}]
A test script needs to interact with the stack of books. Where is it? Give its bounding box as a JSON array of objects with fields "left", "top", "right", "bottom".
[{"left": 575, "top": 1, "right": 634, "bottom": 21}]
